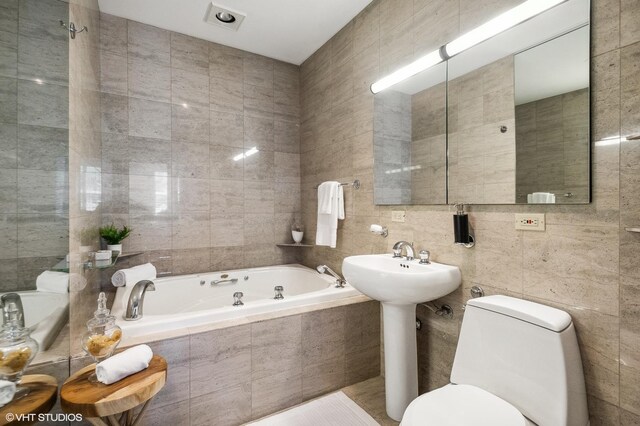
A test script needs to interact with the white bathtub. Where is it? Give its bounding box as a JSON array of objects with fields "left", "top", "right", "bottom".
[
  {"left": 0, "top": 291, "right": 69, "bottom": 351},
  {"left": 112, "top": 264, "right": 361, "bottom": 340}
]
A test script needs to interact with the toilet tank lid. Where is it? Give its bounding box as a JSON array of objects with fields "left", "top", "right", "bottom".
[{"left": 467, "top": 295, "right": 572, "bottom": 332}]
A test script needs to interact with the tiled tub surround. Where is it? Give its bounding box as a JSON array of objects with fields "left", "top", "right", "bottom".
[
  {"left": 298, "top": 0, "right": 640, "bottom": 424},
  {"left": 0, "top": 0, "right": 70, "bottom": 291},
  {"left": 71, "top": 299, "right": 380, "bottom": 426},
  {"left": 98, "top": 13, "right": 302, "bottom": 279},
  {"left": 110, "top": 264, "right": 361, "bottom": 342}
]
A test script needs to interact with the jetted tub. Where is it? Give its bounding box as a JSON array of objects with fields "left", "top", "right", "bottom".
[
  {"left": 112, "top": 264, "right": 361, "bottom": 339},
  {"left": 0, "top": 291, "right": 69, "bottom": 351}
]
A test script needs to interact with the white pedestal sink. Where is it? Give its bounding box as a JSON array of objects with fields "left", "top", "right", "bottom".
[{"left": 342, "top": 254, "right": 461, "bottom": 421}]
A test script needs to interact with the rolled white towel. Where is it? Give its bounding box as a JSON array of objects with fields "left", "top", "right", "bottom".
[
  {"left": 95, "top": 345, "right": 153, "bottom": 385},
  {"left": 36, "top": 271, "right": 69, "bottom": 294},
  {"left": 0, "top": 380, "right": 16, "bottom": 407},
  {"left": 111, "top": 263, "right": 156, "bottom": 287}
]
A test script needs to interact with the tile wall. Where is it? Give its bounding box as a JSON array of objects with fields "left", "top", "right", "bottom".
[
  {"left": 299, "top": 0, "right": 640, "bottom": 424},
  {"left": 410, "top": 81, "right": 447, "bottom": 204},
  {"left": 515, "top": 88, "right": 590, "bottom": 203},
  {"left": 0, "top": 0, "right": 70, "bottom": 291},
  {"left": 97, "top": 14, "right": 302, "bottom": 279},
  {"left": 68, "top": 0, "right": 102, "bottom": 356},
  {"left": 448, "top": 56, "right": 516, "bottom": 204},
  {"left": 373, "top": 90, "right": 412, "bottom": 204}
]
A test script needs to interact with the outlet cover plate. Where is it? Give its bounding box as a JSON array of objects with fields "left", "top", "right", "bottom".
[
  {"left": 392, "top": 211, "right": 406, "bottom": 223},
  {"left": 515, "top": 213, "right": 545, "bottom": 231}
]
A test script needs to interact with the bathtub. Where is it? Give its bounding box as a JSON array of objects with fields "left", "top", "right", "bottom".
[
  {"left": 0, "top": 291, "right": 69, "bottom": 351},
  {"left": 112, "top": 264, "right": 362, "bottom": 341}
]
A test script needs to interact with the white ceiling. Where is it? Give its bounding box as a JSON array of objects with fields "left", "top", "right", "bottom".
[{"left": 98, "top": 0, "right": 372, "bottom": 65}]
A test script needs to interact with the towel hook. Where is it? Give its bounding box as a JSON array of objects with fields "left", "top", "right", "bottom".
[{"left": 60, "top": 21, "right": 88, "bottom": 39}]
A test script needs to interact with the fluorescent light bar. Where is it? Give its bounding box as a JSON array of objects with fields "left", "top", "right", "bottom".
[
  {"left": 370, "top": 49, "right": 443, "bottom": 94},
  {"left": 445, "top": 0, "right": 566, "bottom": 57}
]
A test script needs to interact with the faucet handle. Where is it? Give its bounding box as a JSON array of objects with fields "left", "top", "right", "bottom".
[
  {"left": 392, "top": 248, "right": 402, "bottom": 258},
  {"left": 419, "top": 250, "right": 431, "bottom": 264},
  {"left": 274, "top": 286, "right": 284, "bottom": 300},
  {"left": 233, "top": 292, "right": 244, "bottom": 306}
]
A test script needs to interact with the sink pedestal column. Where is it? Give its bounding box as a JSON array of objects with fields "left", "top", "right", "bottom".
[{"left": 382, "top": 303, "right": 418, "bottom": 421}]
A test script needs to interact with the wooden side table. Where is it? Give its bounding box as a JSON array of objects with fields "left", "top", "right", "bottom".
[
  {"left": 0, "top": 375, "right": 58, "bottom": 426},
  {"left": 60, "top": 355, "right": 167, "bottom": 426}
]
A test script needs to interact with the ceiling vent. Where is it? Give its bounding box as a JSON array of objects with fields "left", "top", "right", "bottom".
[{"left": 204, "top": 3, "right": 246, "bottom": 31}]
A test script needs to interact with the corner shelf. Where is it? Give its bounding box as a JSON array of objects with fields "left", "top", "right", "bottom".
[
  {"left": 625, "top": 227, "right": 640, "bottom": 233},
  {"left": 276, "top": 243, "right": 314, "bottom": 248},
  {"left": 51, "top": 251, "right": 143, "bottom": 272}
]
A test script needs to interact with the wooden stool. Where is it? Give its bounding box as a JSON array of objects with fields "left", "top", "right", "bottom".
[
  {"left": 60, "top": 355, "right": 167, "bottom": 426},
  {"left": 0, "top": 375, "right": 58, "bottom": 426}
]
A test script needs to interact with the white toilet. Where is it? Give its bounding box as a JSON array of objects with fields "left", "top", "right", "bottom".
[{"left": 401, "top": 295, "right": 589, "bottom": 426}]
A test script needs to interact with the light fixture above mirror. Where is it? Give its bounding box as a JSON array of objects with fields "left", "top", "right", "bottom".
[{"left": 370, "top": 0, "right": 568, "bottom": 94}]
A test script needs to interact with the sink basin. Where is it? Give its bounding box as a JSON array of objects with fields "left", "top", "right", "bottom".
[
  {"left": 342, "top": 254, "right": 461, "bottom": 421},
  {"left": 342, "top": 254, "right": 461, "bottom": 304}
]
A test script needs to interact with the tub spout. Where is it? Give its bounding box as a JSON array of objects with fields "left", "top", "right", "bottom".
[
  {"left": 125, "top": 280, "right": 156, "bottom": 321},
  {"left": 316, "top": 265, "right": 346, "bottom": 288}
]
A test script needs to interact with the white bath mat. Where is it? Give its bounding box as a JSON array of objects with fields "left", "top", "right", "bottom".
[{"left": 248, "top": 391, "right": 380, "bottom": 426}]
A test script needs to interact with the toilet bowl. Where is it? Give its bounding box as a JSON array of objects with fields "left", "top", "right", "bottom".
[{"left": 401, "top": 295, "right": 589, "bottom": 426}]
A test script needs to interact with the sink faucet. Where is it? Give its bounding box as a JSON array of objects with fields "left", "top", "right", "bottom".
[
  {"left": 392, "top": 241, "right": 416, "bottom": 260},
  {"left": 0, "top": 293, "right": 25, "bottom": 328},
  {"left": 125, "top": 280, "right": 156, "bottom": 321},
  {"left": 316, "top": 265, "right": 346, "bottom": 288}
]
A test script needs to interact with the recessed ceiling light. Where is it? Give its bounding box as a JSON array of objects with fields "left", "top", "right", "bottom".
[
  {"left": 204, "top": 3, "right": 246, "bottom": 32},
  {"left": 215, "top": 11, "right": 236, "bottom": 24}
]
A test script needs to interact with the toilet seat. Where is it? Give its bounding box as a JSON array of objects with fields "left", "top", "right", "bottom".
[{"left": 401, "top": 384, "right": 528, "bottom": 426}]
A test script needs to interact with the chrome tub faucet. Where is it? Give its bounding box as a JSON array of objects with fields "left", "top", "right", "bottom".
[
  {"left": 125, "top": 280, "right": 156, "bottom": 321},
  {"left": 316, "top": 265, "right": 346, "bottom": 288}
]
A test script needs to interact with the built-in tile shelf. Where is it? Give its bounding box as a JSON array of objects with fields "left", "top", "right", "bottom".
[
  {"left": 276, "top": 243, "right": 314, "bottom": 248},
  {"left": 625, "top": 227, "right": 640, "bottom": 233},
  {"left": 51, "top": 252, "right": 143, "bottom": 272}
]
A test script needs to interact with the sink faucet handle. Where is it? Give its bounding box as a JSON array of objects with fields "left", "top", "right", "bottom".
[
  {"left": 392, "top": 247, "right": 402, "bottom": 258},
  {"left": 419, "top": 250, "right": 431, "bottom": 264}
]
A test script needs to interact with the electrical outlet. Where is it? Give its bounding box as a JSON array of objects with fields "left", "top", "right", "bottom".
[
  {"left": 391, "top": 211, "right": 406, "bottom": 223},
  {"left": 515, "top": 213, "right": 545, "bottom": 231}
]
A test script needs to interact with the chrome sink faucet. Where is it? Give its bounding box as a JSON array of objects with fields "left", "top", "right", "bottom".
[
  {"left": 125, "top": 280, "right": 156, "bottom": 321},
  {"left": 392, "top": 241, "right": 416, "bottom": 260},
  {"left": 316, "top": 265, "right": 346, "bottom": 288}
]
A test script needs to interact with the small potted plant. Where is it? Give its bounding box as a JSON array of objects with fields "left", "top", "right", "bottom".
[
  {"left": 99, "top": 224, "right": 132, "bottom": 254},
  {"left": 291, "top": 223, "right": 304, "bottom": 244}
]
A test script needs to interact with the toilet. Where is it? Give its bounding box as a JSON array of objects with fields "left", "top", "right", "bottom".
[{"left": 401, "top": 295, "right": 589, "bottom": 426}]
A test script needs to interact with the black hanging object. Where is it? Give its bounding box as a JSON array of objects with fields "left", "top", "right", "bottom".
[{"left": 453, "top": 204, "right": 475, "bottom": 248}]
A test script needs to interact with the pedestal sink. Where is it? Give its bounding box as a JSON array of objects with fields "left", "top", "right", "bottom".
[{"left": 342, "top": 254, "right": 461, "bottom": 421}]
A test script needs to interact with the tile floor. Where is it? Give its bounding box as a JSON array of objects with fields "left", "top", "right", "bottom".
[{"left": 341, "top": 376, "right": 399, "bottom": 426}]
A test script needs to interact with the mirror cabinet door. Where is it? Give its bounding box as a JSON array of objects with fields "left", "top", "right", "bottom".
[
  {"left": 372, "top": 0, "right": 591, "bottom": 205},
  {"left": 373, "top": 62, "right": 448, "bottom": 205}
]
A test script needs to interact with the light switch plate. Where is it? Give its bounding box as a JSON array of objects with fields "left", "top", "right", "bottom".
[
  {"left": 391, "top": 211, "right": 406, "bottom": 223},
  {"left": 515, "top": 213, "right": 545, "bottom": 231}
]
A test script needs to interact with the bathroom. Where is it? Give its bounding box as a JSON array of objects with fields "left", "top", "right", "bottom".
[{"left": 0, "top": 0, "right": 638, "bottom": 424}]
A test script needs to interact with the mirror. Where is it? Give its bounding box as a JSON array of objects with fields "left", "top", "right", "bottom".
[
  {"left": 372, "top": 0, "right": 590, "bottom": 205},
  {"left": 373, "top": 62, "right": 447, "bottom": 205},
  {"left": 0, "top": 0, "right": 70, "bottom": 366}
]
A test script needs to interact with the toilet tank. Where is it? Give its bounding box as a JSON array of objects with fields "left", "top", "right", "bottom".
[{"left": 451, "top": 295, "right": 588, "bottom": 426}]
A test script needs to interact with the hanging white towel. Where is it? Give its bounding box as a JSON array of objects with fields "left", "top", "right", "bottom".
[{"left": 316, "top": 182, "right": 344, "bottom": 248}]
